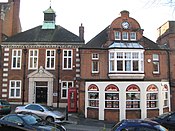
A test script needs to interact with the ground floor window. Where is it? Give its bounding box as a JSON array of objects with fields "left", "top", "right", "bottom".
[
  {"left": 105, "top": 84, "right": 119, "bottom": 108},
  {"left": 147, "top": 84, "right": 158, "bottom": 108},
  {"left": 61, "top": 81, "right": 73, "bottom": 99},
  {"left": 126, "top": 84, "right": 140, "bottom": 109},
  {"left": 163, "top": 84, "right": 168, "bottom": 107},
  {"left": 88, "top": 84, "right": 99, "bottom": 107},
  {"left": 9, "top": 80, "right": 21, "bottom": 98}
]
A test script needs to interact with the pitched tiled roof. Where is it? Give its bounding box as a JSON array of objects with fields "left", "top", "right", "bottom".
[
  {"left": 82, "top": 26, "right": 109, "bottom": 48},
  {"left": 82, "top": 26, "right": 160, "bottom": 50},
  {"left": 4, "top": 25, "right": 84, "bottom": 43}
]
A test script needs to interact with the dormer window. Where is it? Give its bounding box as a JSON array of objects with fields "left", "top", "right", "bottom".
[
  {"left": 115, "top": 31, "right": 121, "bottom": 40},
  {"left": 122, "top": 32, "right": 128, "bottom": 40},
  {"left": 130, "top": 32, "right": 136, "bottom": 41}
]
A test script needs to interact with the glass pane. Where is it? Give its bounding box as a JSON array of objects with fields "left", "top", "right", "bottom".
[
  {"left": 11, "top": 89, "right": 14, "bottom": 97},
  {"left": 125, "top": 60, "right": 131, "bottom": 71},
  {"left": 117, "top": 61, "right": 123, "bottom": 71},
  {"left": 133, "top": 60, "right": 139, "bottom": 71},
  {"left": 16, "top": 81, "right": 20, "bottom": 87},
  {"left": 16, "top": 89, "right": 20, "bottom": 97},
  {"left": 110, "top": 60, "right": 114, "bottom": 71},
  {"left": 11, "top": 81, "right": 15, "bottom": 87},
  {"left": 62, "top": 89, "right": 67, "bottom": 97}
]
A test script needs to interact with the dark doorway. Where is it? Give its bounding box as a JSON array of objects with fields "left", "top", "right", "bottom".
[
  {"left": 36, "top": 87, "right": 47, "bottom": 104},
  {"left": 35, "top": 82, "right": 48, "bottom": 104}
]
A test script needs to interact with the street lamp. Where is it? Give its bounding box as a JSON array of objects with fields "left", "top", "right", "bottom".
[
  {"left": 57, "top": 47, "right": 61, "bottom": 108},
  {"left": 22, "top": 48, "right": 27, "bottom": 105}
]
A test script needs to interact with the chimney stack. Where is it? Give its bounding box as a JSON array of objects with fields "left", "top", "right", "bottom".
[{"left": 79, "top": 23, "right": 84, "bottom": 41}]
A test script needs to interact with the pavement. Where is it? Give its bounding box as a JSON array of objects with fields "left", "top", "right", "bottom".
[{"left": 11, "top": 104, "right": 115, "bottom": 131}]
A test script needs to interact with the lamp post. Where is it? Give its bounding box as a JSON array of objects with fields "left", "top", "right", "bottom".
[
  {"left": 22, "top": 48, "right": 27, "bottom": 105},
  {"left": 57, "top": 47, "right": 61, "bottom": 108}
]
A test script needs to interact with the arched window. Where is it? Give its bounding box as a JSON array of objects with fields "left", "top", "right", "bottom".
[
  {"left": 163, "top": 84, "right": 168, "bottom": 107},
  {"left": 126, "top": 84, "right": 140, "bottom": 109},
  {"left": 105, "top": 84, "right": 119, "bottom": 108},
  {"left": 88, "top": 84, "right": 99, "bottom": 107},
  {"left": 147, "top": 84, "right": 158, "bottom": 108}
]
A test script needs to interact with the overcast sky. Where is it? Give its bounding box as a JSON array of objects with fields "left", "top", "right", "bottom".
[{"left": 19, "top": 0, "right": 174, "bottom": 42}]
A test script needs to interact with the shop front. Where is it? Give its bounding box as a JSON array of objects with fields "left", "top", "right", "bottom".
[{"left": 85, "top": 81, "right": 170, "bottom": 122}]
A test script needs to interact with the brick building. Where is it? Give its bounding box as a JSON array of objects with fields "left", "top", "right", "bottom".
[
  {"left": 157, "top": 21, "right": 175, "bottom": 111},
  {"left": 79, "top": 10, "right": 170, "bottom": 122},
  {"left": 1, "top": 6, "right": 84, "bottom": 107},
  {"left": 0, "top": 0, "right": 21, "bottom": 41}
]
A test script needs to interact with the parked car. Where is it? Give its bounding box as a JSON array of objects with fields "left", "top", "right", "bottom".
[
  {"left": 0, "top": 99, "right": 11, "bottom": 115},
  {"left": 111, "top": 119, "right": 167, "bottom": 131},
  {"left": 0, "top": 113, "right": 66, "bottom": 131},
  {"left": 15, "top": 104, "right": 65, "bottom": 123},
  {"left": 151, "top": 112, "right": 175, "bottom": 130}
]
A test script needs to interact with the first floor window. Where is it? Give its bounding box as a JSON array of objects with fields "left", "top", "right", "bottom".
[
  {"left": 46, "top": 50, "right": 55, "bottom": 69},
  {"left": 12, "top": 49, "right": 22, "bottom": 69},
  {"left": 61, "top": 81, "right": 73, "bottom": 99},
  {"left": 109, "top": 50, "right": 144, "bottom": 73},
  {"left": 88, "top": 84, "right": 99, "bottom": 107},
  {"left": 153, "top": 54, "right": 159, "bottom": 74},
  {"left": 9, "top": 80, "right": 21, "bottom": 98},
  {"left": 92, "top": 61, "right": 99, "bottom": 73},
  {"left": 29, "top": 49, "right": 38, "bottom": 69},
  {"left": 63, "top": 50, "right": 72, "bottom": 69}
]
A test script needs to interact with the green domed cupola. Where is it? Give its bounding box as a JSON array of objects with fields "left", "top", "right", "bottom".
[{"left": 42, "top": 6, "right": 56, "bottom": 29}]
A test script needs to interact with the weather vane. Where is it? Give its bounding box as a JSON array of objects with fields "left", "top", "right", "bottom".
[{"left": 50, "top": 0, "right": 52, "bottom": 7}]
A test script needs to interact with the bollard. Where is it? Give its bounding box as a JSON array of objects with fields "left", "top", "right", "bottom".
[{"left": 65, "top": 105, "right": 68, "bottom": 121}]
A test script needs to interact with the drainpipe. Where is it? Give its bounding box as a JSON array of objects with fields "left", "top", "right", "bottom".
[
  {"left": 22, "top": 48, "right": 27, "bottom": 105},
  {"left": 57, "top": 47, "right": 61, "bottom": 108}
]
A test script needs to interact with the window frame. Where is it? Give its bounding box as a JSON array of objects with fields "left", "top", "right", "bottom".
[
  {"left": 11, "top": 49, "right": 22, "bottom": 69},
  {"left": 109, "top": 50, "right": 144, "bottom": 73},
  {"left": 28, "top": 49, "right": 38, "bottom": 69},
  {"left": 146, "top": 85, "right": 158, "bottom": 109},
  {"left": 63, "top": 49, "right": 73, "bottom": 70},
  {"left": 130, "top": 32, "right": 136, "bottom": 41},
  {"left": 92, "top": 53, "right": 99, "bottom": 73},
  {"left": 88, "top": 84, "right": 99, "bottom": 108},
  {"left": 126, "top": 85, "right": 140, "bottom": 109},
  {"left": 45, "top": 49, "right": 56, "bottom": 70},
  {"left": 122, "top": 32, "right": 128, "bottom": 40},
  {"left": 152, "top": 54, "right": 160, "bottom": 74},
  {"left": 114, "top": 31, "right": 121, "bottom": 40},
  {"left": 9, "top": 80, "right": 21, "bottom": 98},
  {"left": 61, "top": 81, "right": 73, "bottom": 99},
  {"left": 105, "top": 85, "right": 119, "bottom": 109}
]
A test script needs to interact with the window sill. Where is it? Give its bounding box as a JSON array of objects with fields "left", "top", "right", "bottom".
[{"left": 108, "top": 73, "right": 144, "bottom": 79}]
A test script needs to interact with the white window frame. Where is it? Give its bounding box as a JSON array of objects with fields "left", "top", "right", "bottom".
[
  {"left": 88, "top": 85, "right": 99, "bottom": 108},
  {"left": 114, "top": 31, "right": 121, "bottom": 40},
  {"left": 122, "top": 32, "right": 128, "bottom": 40},
  {"left": 28, "top": 49, "right": 38, "bottom": 69},
  {"left": 45, "top": 49, "right": 55, "bottom": 69},
  {"left": 9, "top": 80, "right": 21, "bottom": 98},
  {"left": 146, "top": 92, "right": 158, "bottom": 109},
  {"left": 61, "top": 81, "right": 73, "bottom": 99},
  {"left": 109, "top": 50, "right": 144, "bottom": 73},
  {"left": 130, "top": 32, "right": 136, "bottom": 41},
  {"left": 11, "top": 49, "right": 22, "bottom": 69},
  {"left": 153, "top": 54, "right": 160, "bottom": 74},
  {"left": 63, "top": 49, "right": 73, "bottom": 70},
  {"left": 92, "top": 53, "right": 99, "bottom": 73}
]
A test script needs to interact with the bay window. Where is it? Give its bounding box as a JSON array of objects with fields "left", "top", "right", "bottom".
[{"left": 109, "top": 50, "right": 144, "bottom": 73}]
